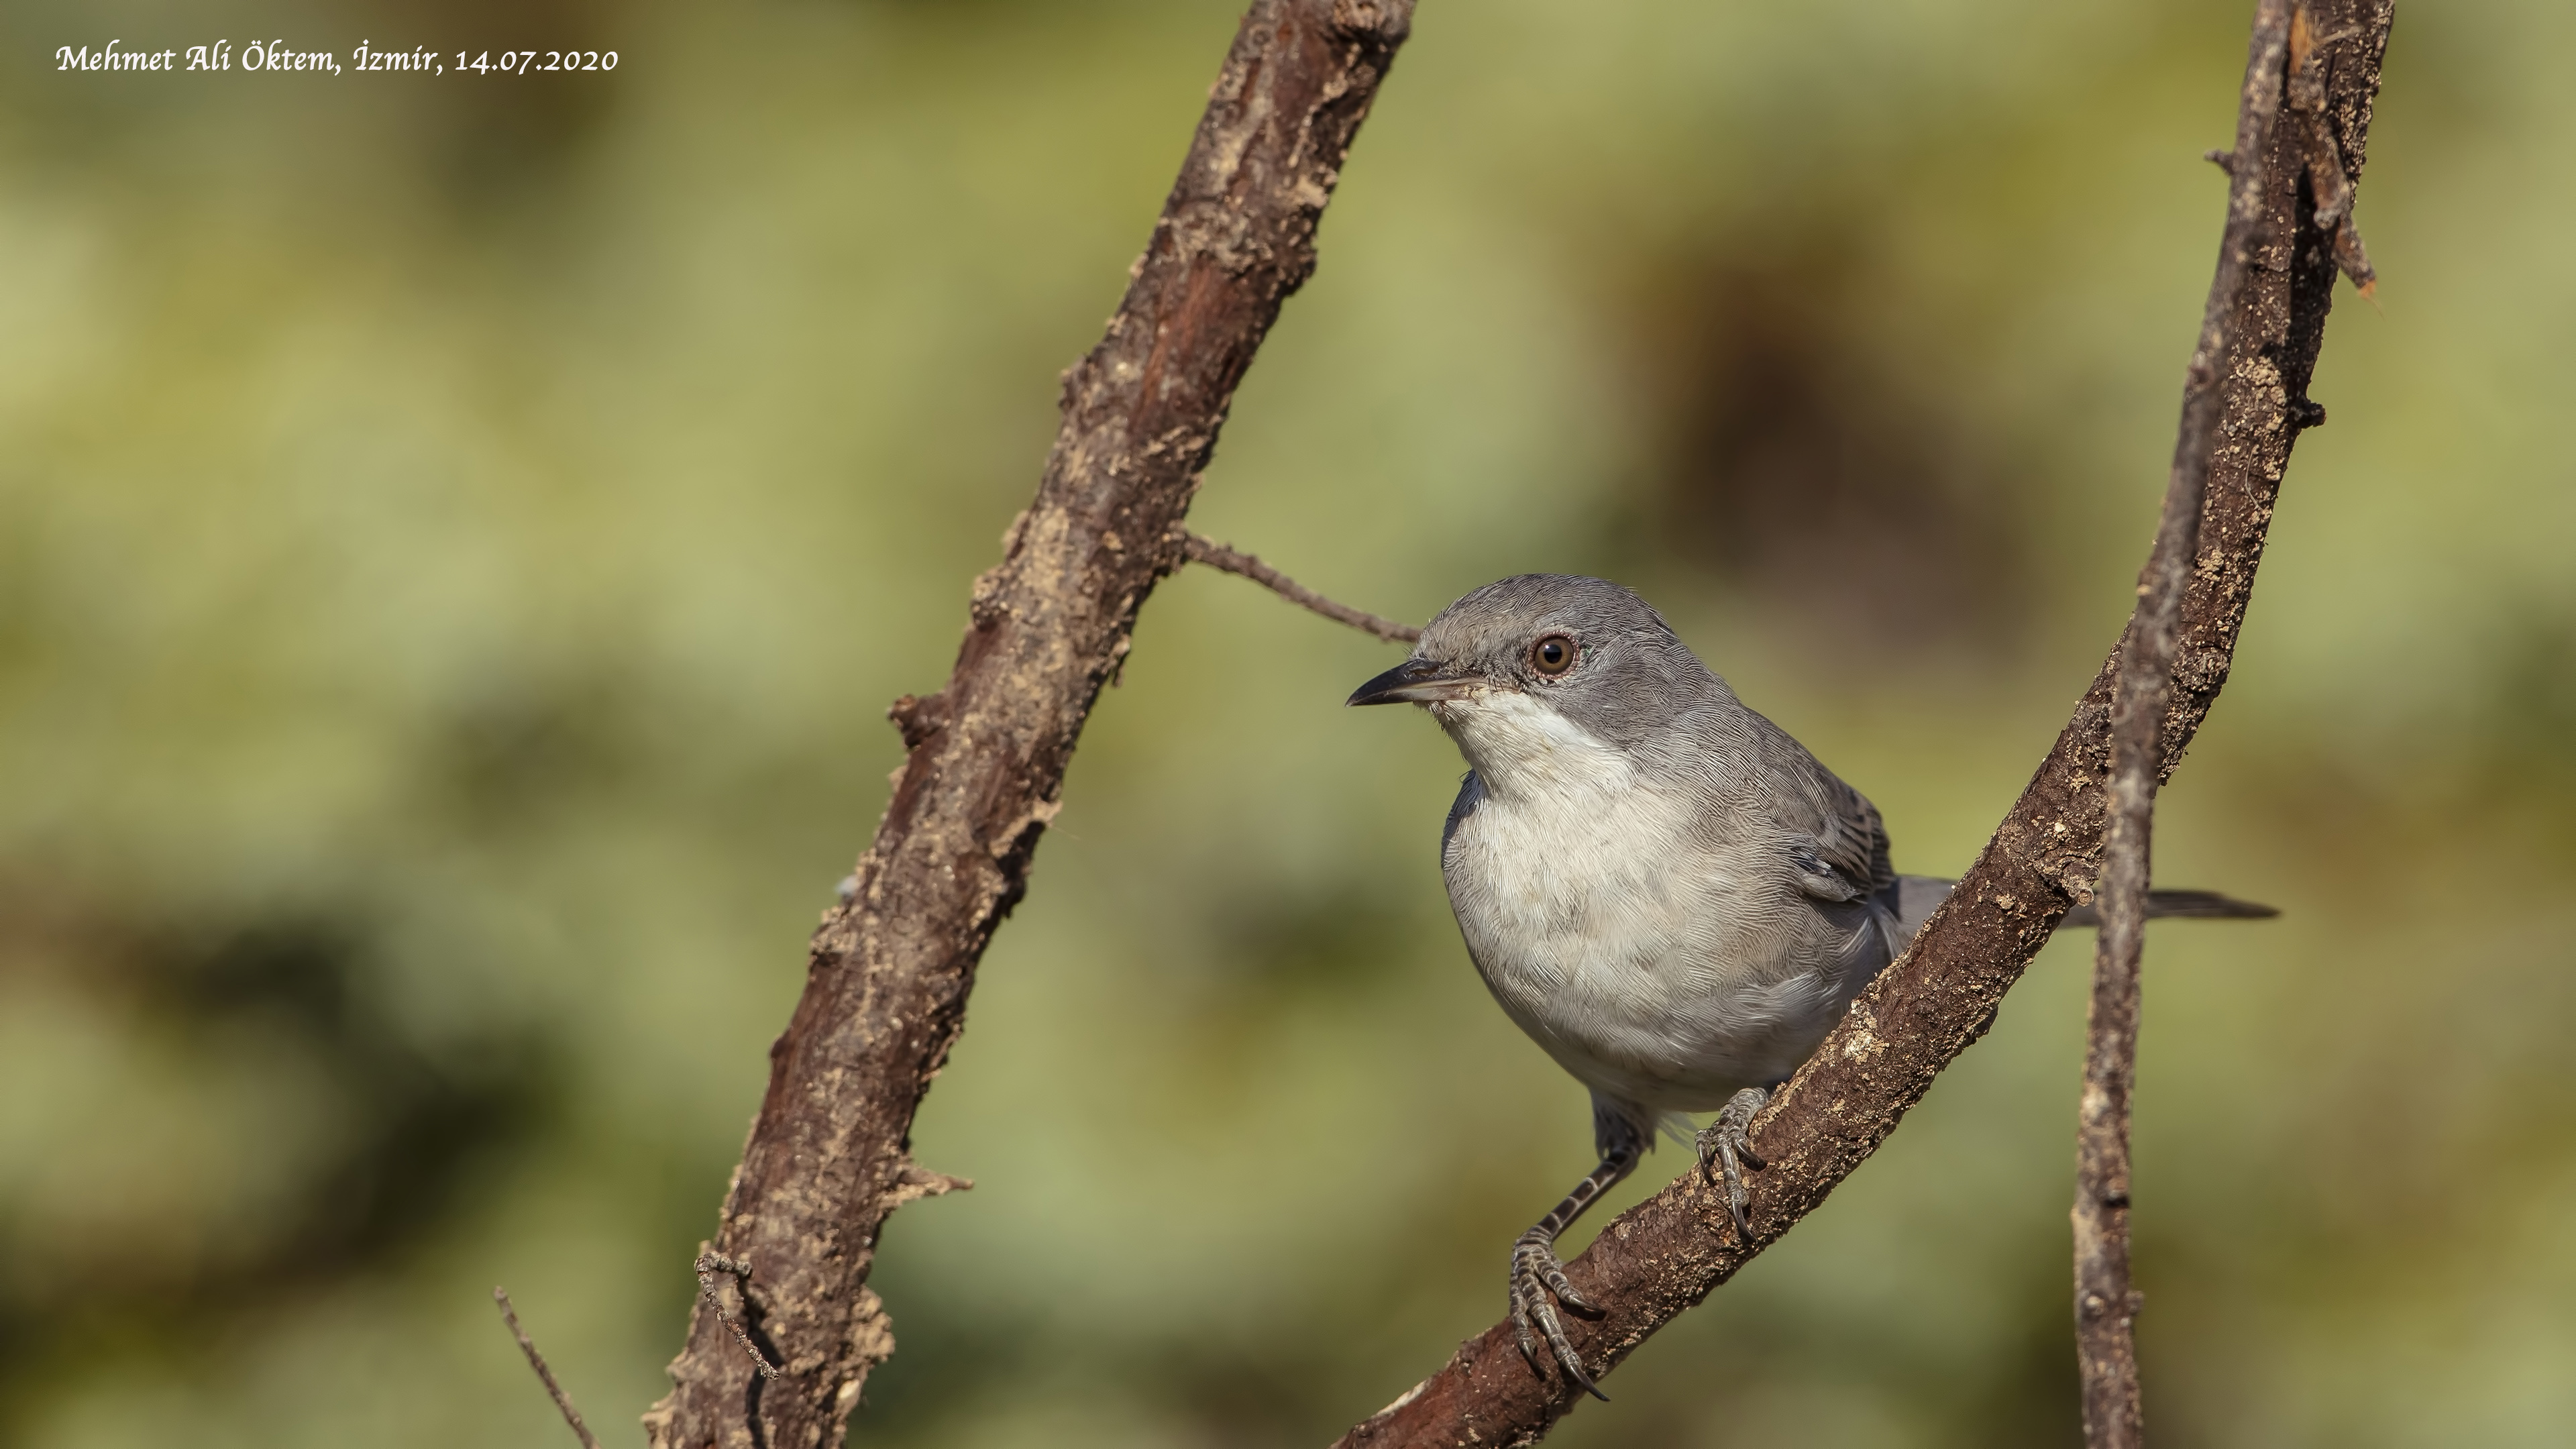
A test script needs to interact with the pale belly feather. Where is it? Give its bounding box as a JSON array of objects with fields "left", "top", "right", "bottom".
[{"left": 1435, "top": 693, "right": 1864, "bottom": 1114}]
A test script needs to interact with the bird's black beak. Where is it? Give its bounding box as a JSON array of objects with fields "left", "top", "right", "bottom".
[{"left": 1347, "top": 657, "right": 1479, "bottom": 706}]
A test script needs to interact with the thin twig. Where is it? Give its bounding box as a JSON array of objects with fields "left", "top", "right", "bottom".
[
  {"left": 494, "top": 1288, "right": 606, "bottom": 1449},
  {"left": 1183, "top": 532, "right": 1421, "bottom": 643},
  {"left": 2077, "top": 3, "right": 2295, "bottom": 1443},
  {"left": 694, "top": 1252, "right": 783, "bottom": 1381}
]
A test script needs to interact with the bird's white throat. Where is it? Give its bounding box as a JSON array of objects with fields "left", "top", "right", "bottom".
[{"left": 1431, "top": 689, "right": 1637, "bottom": 802}]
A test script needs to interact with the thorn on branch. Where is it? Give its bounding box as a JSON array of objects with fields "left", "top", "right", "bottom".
[
  {"left": 694, "top": 1252, "right": 784, "bottom": 1381},
  {"left": 888, "top": 1160, "right": 975, "bottom": 1208},
  {"left": 888, "top": 691, "right": 951, "bottom": 749},
  {"left": 494, "top": 1287, "right": 606, "bottom": 1449},
  {"left": 2204, "top": 148, "right": 2236, "bottom": 174},
  {"left": 1180, "top": 531, "right": 1421, "bottom": 643}
]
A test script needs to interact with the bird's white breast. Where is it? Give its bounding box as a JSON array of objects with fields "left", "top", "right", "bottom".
[{"left": 1436, "top": 691, "right": 1851, "bottom": 1112}]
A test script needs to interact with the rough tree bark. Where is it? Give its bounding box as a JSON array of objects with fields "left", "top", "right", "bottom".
[
  {"left": 1334, "top": 2, "right": 2392, "bottom": 1444},
  {"left": 642, "top": 3, "right": 1418, "bottom": 1444}
]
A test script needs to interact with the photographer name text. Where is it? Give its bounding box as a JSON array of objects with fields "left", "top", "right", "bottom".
[{"left": 55, "top": 40, "right": 617, "bottom": 76}]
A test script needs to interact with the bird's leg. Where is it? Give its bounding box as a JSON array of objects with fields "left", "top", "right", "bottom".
[
  {"left": 1695, "top": 1085, "right": 1772, "bottom": 1240},
  {"left": 1509, "top": 1140, "right": 1639, "bottom": 1401}
]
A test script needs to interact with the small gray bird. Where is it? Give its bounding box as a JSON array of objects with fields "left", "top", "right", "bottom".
[{"left": 1348, "top": 574, "right": 2268, "bottom": 1397}]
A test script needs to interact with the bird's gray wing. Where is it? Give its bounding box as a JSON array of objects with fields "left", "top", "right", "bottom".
[
  {"left": 1725, "top": 709, "right": 1891, "bottom": 905},
  {"left": 1824, "top": 773, "right": 1896, "bottom": 896}
]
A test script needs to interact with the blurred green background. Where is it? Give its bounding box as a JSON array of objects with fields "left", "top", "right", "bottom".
[{"left": 4, "top": 0, "right": 2571, "bottom": 1444}]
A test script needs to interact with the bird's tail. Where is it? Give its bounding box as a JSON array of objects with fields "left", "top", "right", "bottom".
[
  {"left": 1886, "top": 874, "right": 2276, "bottom": 943},
  {"left": 2063, "top": 889, "right": 2280, "bottom": 927}
]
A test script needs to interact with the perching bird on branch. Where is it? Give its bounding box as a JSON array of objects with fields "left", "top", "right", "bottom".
[{"left": 1347, "top": 574, "right": 2270, "bottom": 1399}]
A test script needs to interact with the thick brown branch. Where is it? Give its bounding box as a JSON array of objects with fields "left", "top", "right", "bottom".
[
  {"left": 1333, "top": 3, "right": 2392, "bottom": 1444},
  {"left": 2078, "top": 4, "right": 2295, "bottom": 1442},
  {"left": 1184, "top": 531, "right": 1421, "bottom": 643},
  {"left": 641, "top": 3, "right": 1418, "bottom": 1446},
  {"left": 496, "top": 1289, "right": 606, "bottom": 1449}
]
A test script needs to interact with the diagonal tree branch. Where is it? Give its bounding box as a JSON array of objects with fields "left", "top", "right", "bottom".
[
  {"left": 643, "top": 3, "right": 1419, "bottom": 1445},
  {"left": 1334, "top": 1, "right": 2393, "bottom": 1443}
]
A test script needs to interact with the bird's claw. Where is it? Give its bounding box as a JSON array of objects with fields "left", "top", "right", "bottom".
[
  {"left": 1509, "top": 1228, "right": 1607, "bottom": 1401},
  {"left": 1695, "top": 1085, "right": 1772, "bottom": 1242}
]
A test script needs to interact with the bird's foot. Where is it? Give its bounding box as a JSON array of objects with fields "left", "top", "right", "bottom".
[
  {"left": 1695, "top": 1085, "right": 1772, "bottom": 1241},
  {"left": 1509, "top": 1226, "right": 1607, "bottom": 1401}
]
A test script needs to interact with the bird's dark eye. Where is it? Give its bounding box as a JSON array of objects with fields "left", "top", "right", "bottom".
[{"left": 1530, "top": 633, "right": 1578, "bottom": 677}]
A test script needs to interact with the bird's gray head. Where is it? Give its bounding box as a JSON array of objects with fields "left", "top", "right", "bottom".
[{"left": 1347, "top": 575, "right": 1727, "bottom": 788}]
